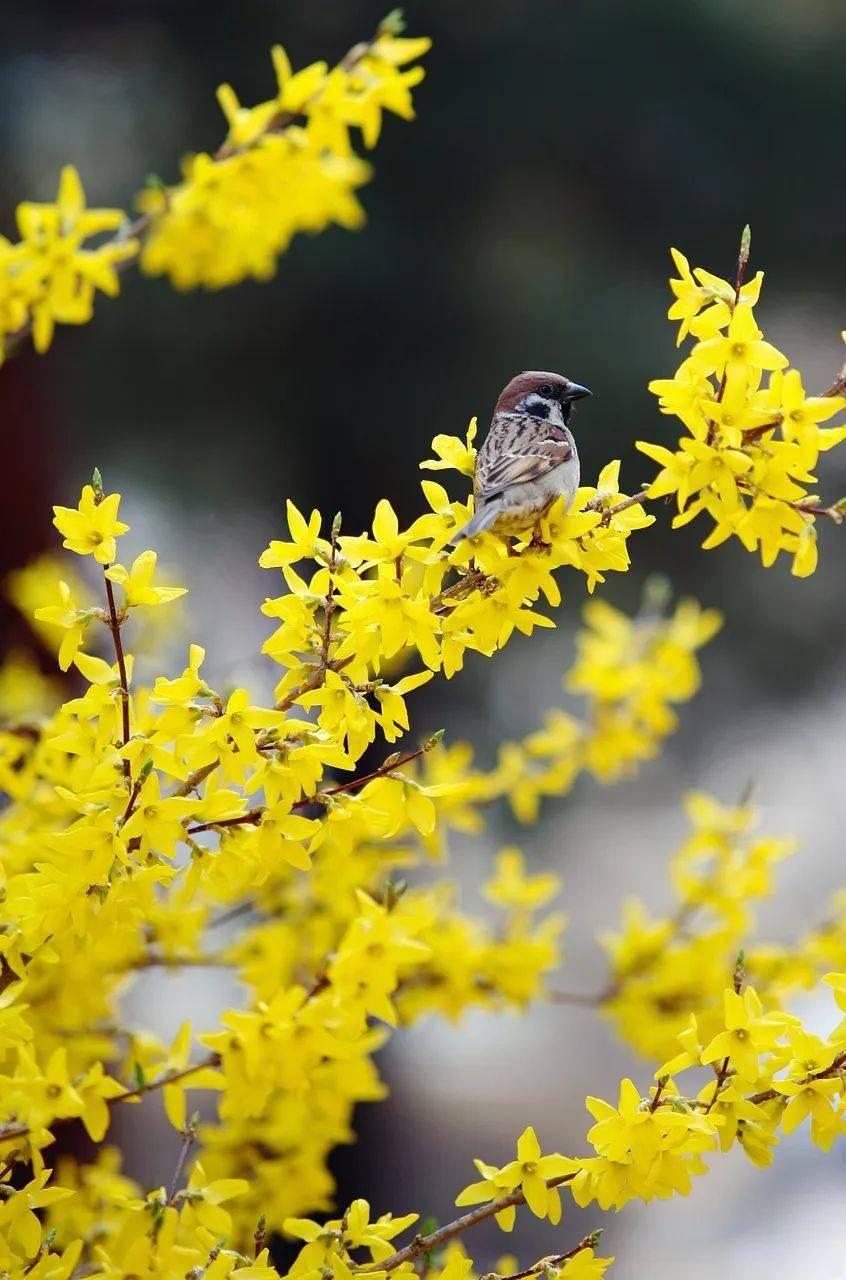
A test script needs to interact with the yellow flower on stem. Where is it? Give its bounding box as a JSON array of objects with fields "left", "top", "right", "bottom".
[
  {"left": 688, "top": 303, "right": 787, "bottom": 378},
  {"left": 455, "top": 1126, "right": 578, "bottom": 1230},
  {"left": 701, "top": 986, "right": 789, "bottom": 1082},
  {"left": 33, "top": 580, "right": 90, "bottom": 670},
  {"left": 105, "top": 551, "right": 187, "bottom": 607},
  {"left": 52, "top": 485, "right": 129, "bottom": 564}
]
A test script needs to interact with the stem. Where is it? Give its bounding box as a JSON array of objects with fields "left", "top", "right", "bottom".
[
  {"left": 104, "top": 572, "right": 132, "bottom": 782},
  {"left": 186, "top": 743, "right": 429, "bottom": 835},
  {"left": 650, "top": 1075, "right": 669, "bottom": 1112},
  {"left": 748, "top": 1049, "right": 846, "bottom": 1106},
  {"left": 547, "top": 987, "right": 609, "bottom": 1008},
  {"left": 479, "top": 1234, "right": 603, "bottom": 1280},
  {"left": 373, "top": 1174, "right": 578, "bottom": 1274},
  {"left": 430, "top": 568, "right": 491, "bottom": 615},
  {"left": 207, "top": 902, "right": 256, "bottom": 931},
  {"left": 275, "top": 655, "right": 354, "bottom": 713},
  {"left": 121, "top": 775, "right": 144, "bottom": 825},
  {"left": 707, "top": 230, "right": 749, "bottom": 444},
  {"left": 321, "top": 520, "right": 340, "bottom": 668},
  {"left": 133, "top": 952, "right": 233, "bottom": 970},
  {"left": 704, "top": 1059, "right": 731, "bottom": 1114},
  {"left": 167, "top": 1124, "right": 197, "bottom": 1205},
  {"left": 585, "top": 489, "right": 651, "bottom": 525},
  {"left": 0, "top": 1053, "right": 221, "bottom": 1146}
]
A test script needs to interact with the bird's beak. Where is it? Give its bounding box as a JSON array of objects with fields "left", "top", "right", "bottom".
[{"left": 564, "top": 382, "right": 592, "bottom": 401}]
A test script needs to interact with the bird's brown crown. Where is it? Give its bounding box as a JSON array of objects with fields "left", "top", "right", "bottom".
[{"left": 494, "top": 370, "right": 573, "bottom": 413}]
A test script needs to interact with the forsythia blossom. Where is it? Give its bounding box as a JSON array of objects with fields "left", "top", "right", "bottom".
[
  {"left": 638, "top": 241, "right": 846, "bottom": 576},
  {"left": 1, "top": 272, "right": 845, "bottom": 1279},
  {"left": 0, "top": 18, "right": 430, "bottom": 358}
]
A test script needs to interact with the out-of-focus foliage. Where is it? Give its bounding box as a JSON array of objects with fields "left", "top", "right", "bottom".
[{"left": 0, "top": 17, "right": 430, "bottom": 358}]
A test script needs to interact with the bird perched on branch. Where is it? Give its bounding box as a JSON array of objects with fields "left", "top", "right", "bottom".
[{"left": 455, "top": 370, "right": 591, "bottom": 542}]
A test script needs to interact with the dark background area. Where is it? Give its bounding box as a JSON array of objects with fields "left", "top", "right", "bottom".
[{"left": 2, "top": 2, "right": 846, "bottom": 1274}]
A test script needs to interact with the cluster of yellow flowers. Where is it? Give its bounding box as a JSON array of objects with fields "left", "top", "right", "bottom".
[
  {"left": 0, "top": 16, "right": 429, "bottom": 359},
  {"left": 140, "top": 26, "right": 430, "bottom": 289},
  {"left": 0, "top": 166, "right": 137, "bottom": 360},
  {"left": 0, "top": 420, "right": 844, "bottom": 1279},
  {"left": 456, "top": 952, "right": 846, "bottom": 1238},
  {"left": 490, "top": 592, "right": 721, "bottom": 822},
  {"left": 638, "top": 237, "right": 846, "bottom": 574},
  {"left": 0, "top": 429, "right": 655, "bottom": 1278},
  {"left": 457, "top": 935, "right": 846, "bottom": 1214}
]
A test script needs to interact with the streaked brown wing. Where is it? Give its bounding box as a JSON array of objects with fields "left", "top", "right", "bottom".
[{"left": 476, "top": 433, "right": 571, "bottom": 503}]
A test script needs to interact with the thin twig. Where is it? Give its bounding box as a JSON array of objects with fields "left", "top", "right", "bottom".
[
  {"left": 186, "top": 742, "right": 430, "bottom": 835},
  {"left": 0, "top": 1053, "right": 221, "bottom": 1146},
  {"left": 167, "top": 1122, "right": 197, "bottom": 1205},
  {"left": 479, "top": 1234, "right": 603, "bottom": 1280},
  {"left": 372, "top": 1174, "right": 577, "bottom": 1274},
  {"left": 207, "top": 901, "right": 257, "bottom": 931},
  {"left": 103, "top": 572, "right": 131, "bottom": 782},
  {"left": 585, "top": 489, "right": 651, "bottom": 525}
]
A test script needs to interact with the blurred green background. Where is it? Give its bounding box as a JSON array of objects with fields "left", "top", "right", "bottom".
[{"left": 2, "top": 1, "right": 846, "bottom": 1274}]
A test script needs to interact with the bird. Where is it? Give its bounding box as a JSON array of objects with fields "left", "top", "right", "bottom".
[{"left": 454, "top": 370, "right": 592, "bottom": 542}]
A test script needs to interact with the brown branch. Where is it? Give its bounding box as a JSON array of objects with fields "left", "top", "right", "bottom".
[
  {"left": 186, "top": 742, "right": 431, "bottom": 835},
  {"left": 585, "top": 489, "right": 651, "bottom": 524},
  {"left": 167, "top": 1120, "right": 197, "bottom": 1205},
  {"left": 132, "top": 952, "right": 233, "bottom": 970},
  {"left": 103, "top": 571, "right": 131, "bottom": 783},
  {"left": 274, "top": 655, "right": 354, "bottom": 712},
  {"left": 705, "top": 228, "right": 750, "bottom": 445},
  {"left": 207, "top": 901, "right": 256, "bottom": 931},
  {"left": 740, "top": 417, "right": 781, "bottom": 445},
  {"left": 787, "top": 497, "right": 844, "bottom": 525},
  {"left": 430, "top": 568, "right": 491, "bottom": 615},
  {"left": 0, "top": 1052, "right": 221, "bottom": 1146},
  {"left": 650, "top": 1075, "right": 669, "bottom": 1112},
  {"left": 546, "top": 987, "right": 609, "bottom": 1008},
  {"left": 704, "top": 1058, "right": 732, "bottom": 1114},
  {"left": 478, "top": 1234, "right": 604, "bottom": 1280},
  {"left": 121, "top": 774, "right": 144, "bottom": 825},
  {"left": 373, "top": 1174, "right": 578, "bottom": 1274},
  {"left": 321, "top": 514, "right": 341, "bottom": 668},
  {"left": 747, "top": 1049, "right": 846, "bottom": 1106}
]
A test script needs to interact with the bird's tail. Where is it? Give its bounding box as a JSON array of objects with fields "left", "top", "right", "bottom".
[{"left": 453, "top": 503, "right": 499, "bottom": 543}]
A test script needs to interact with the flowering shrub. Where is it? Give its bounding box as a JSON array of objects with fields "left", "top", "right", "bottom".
[
  {"left": 638, "top": 233, "right": 846, "bottom": 574},
  {"left": 0, "top": 426, "right": 843, "bottom": 1280},
  {"left": 0, "top": 13, "right": 430, "bottom": 359},
  {"left": 0, "top": 20, "right": 845, "bottom": 1280}
]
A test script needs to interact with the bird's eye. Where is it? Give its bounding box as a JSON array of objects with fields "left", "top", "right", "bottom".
[{"left": 539, "top": 383, "right": 553, "bottom": 397}]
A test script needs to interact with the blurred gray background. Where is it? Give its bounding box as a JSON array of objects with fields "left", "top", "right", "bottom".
[{"left": 2, "top": 1, "right": 846, "bottom": 1275}]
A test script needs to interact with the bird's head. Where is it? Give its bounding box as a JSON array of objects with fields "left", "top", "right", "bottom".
[{"left": 494, "top": 370, "right": 592, "bottom": 425}]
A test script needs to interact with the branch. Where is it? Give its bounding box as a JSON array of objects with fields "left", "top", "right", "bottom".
[
  {"left": 585, "top": 489, "right": 651, "bottom": 524},
  {"left": 477, "top": 1234, "right": 604, "bottom": 1280},
  {"left": 372, "top": 1174, "right": 578, "bottom": 1274},
  {"left": 103, "top": 571, "right": 132, "bottom": 783},
  {"left": 167, "top": 1118, "right": 198, "bottom": 1205},
  {"left": 274, "top": 655, "right": 355, "bottom": 713},
  {"left": 707, "top": 227, "right": 749, "bottom": 444},
  {"left": 0, "top": 1053, "right": 221, "bottom": 1147},
  {"left": 747, "top": 1049, "right": 846, "bottom": 1106},
  {"left": 186, "top": 740, "right": 434, "bottom": 835}
]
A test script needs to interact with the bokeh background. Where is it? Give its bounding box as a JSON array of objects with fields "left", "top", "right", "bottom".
[{"left": 2, "top": 1, "right": 846, "bottom": 1275}]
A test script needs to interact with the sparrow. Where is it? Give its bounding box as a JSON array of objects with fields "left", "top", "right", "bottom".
[{"left": 455, "top": 370, "right": 592, "bottom": 541}]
